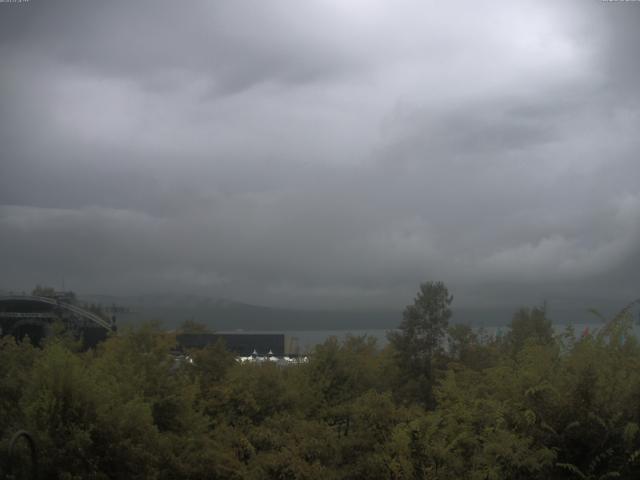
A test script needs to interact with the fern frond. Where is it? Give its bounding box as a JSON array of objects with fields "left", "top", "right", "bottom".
[
  {"left": 589, "top": 448, "right": 614, "bottom": 472},
  {"left": 556, "top": 462, "right": 587, "bottom": 479},
  {"left": 598, "top": 472, "right": 621, "bottom": 480},
  {"left": 597, "top": 298, "right": 640, "bottom": 339},
  {"left": 588, "top": 308, "right": 607, "bottom": 323},
  {"left": 541, "top": 421, "right": 558, "bottom": 436},
  {"left": 623, "top": 422, "right": 639, "bottom": 445},
  {"left": 629, "top": 449, "right": 640, "bottom": 464},
  {"left": 587, "top": 412, "right": 609, "bottom": 433},
  {"left": 564, "top": 421, "right": 581, "bottom": 433}
]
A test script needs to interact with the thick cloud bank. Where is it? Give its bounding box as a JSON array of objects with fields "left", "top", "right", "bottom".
[{"left": 1, "top": 0, "right": 639, "bottom": 314}]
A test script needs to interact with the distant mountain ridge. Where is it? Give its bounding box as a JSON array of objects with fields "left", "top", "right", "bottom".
[
  {"left": 78, "top": 293, "right": 400, "bottom": 331},
  {"left": 6, "top": 290, "right": 617, "bottom": 331}
]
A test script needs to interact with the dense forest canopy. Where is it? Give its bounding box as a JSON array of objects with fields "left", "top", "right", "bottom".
[{"left": 2, "top": 284, "right": 640, "bottom": 479}]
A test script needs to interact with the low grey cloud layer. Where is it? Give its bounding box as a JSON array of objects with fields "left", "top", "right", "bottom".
[{"left": 1, "top": 0, "right": 639, "bottom": 315}]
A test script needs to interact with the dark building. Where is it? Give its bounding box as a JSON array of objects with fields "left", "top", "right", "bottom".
[{"left": 176, "top": 333, "right": 296, "bottom": 357}]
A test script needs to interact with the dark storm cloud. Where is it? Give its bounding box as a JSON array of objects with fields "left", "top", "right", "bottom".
[
  {"left": 1, "top": 0, "right": 639, "bottom": 313},
  {"left": 0, "top": 0, "right": 360, "bottom": 95}
]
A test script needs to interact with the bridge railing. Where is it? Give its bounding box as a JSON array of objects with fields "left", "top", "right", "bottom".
[{"left": 0, "top": 295, "right": 113, "bottom": 331}]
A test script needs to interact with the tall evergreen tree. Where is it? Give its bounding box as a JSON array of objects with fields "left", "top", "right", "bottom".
[{"left": 388, "top": 281, "right": 453, "bottom": 407}]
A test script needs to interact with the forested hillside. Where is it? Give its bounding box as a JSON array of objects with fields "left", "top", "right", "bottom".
[
  {"left": 93, "top": 294, "right": 398, "bottom": 331},
  {"left": 2, "top": 289, "right": 640, "bottom": 478}
]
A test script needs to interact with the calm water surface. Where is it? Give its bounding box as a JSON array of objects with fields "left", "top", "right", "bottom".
[{"left": 284, "top": 322, "right": 640, "bottom": 353}]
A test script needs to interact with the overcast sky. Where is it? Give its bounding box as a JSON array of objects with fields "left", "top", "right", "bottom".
[{"left": 1, "top": 0, "right": 639, "bottom": 314}]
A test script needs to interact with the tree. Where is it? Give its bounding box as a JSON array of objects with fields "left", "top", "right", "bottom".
[
  {"left": 31, "top": 284, "right": 56, "bottom": 298},
  {"left": 388, "top": 281, "right": 453, "bottom": 407},
  {"left": 505, "top": 306, "right": 554, "bottom": 354},
  {"left": 178, "top": 319, "right": 212, "bottom": 333}
]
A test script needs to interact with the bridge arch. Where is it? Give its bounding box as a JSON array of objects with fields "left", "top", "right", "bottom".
[
  {"left": 0, "top": 295, "right": 116, "bottom": 348},
  {"left": 0, "top": 295, "right": 113, "bottom": 331}
]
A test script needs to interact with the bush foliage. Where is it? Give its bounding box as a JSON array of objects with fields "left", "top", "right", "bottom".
[{"left": 2, "top": 293, "right": 640, "bottom": 479}]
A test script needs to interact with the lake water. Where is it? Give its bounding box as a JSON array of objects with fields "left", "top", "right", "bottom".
[{"left": 283, "top": 322, "right": 640, "bottom": 353}]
